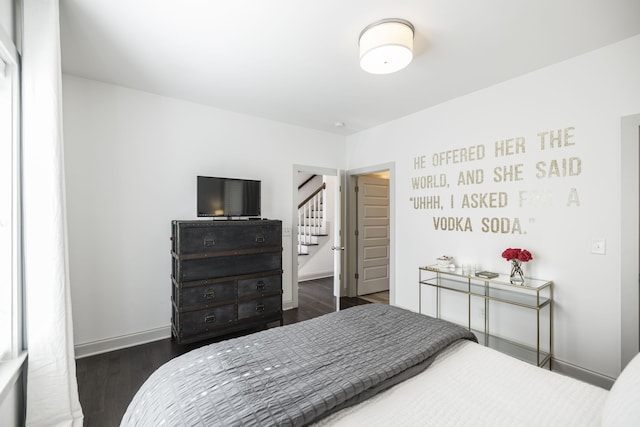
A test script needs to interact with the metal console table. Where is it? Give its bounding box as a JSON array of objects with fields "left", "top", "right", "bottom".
[{"left": 419, "top": 265, "right": 553, "bottom": 368}]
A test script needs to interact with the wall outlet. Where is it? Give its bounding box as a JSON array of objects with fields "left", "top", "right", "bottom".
[{"left": 591, "top": 238, "right": 606, "bottom": 255}]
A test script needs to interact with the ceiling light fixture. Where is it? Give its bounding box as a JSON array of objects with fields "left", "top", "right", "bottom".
[{"left": 359, "top": 18, "right": 415, "bottom": 75}]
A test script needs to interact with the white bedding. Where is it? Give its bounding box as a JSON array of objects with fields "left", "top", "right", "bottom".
[{"left": 316, "top": 340, "right": 608, "bottom": 426}]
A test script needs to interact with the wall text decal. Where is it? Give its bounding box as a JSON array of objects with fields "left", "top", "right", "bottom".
[{"left": 410, "top": 127, "right": 582, "bottom": 234}]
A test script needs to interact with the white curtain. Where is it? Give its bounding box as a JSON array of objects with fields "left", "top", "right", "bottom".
[{"left": 22, "top": 0, "right": 83, "bottom": 425}]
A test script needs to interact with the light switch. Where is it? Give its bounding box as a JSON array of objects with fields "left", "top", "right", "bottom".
[{"left": 591, "top": 238, "right": 606, "bottom": 255}]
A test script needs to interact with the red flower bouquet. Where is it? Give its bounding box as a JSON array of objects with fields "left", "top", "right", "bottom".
[{"left": 501, "top": 248, "right": 532, "bottom": 263}]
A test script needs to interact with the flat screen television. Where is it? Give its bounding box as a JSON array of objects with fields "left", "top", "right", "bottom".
[{"left": 197, "top": 176, "right": 261, "bottom": 218}]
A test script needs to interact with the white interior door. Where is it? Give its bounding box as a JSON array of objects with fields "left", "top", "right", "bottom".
[{"left": 356, "top": 175, "right": 390, "bottom": 296}]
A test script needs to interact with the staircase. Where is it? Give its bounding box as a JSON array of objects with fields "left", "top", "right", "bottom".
[{"left": 298, "top": 182, "right": 329, "bottom": 257}]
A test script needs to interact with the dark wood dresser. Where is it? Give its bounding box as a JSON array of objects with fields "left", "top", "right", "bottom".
[{"left": 171, "top": 219, "right": 283, "bottom": 344}]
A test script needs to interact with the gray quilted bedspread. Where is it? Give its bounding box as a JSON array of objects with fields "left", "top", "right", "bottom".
[{"left": 120, "top": 304, "right": 477, "bottom": 426}]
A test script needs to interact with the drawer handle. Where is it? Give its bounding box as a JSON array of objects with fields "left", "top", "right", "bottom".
[
  {"left": 204, "top": 314, "right": 216, "bottom": 323},
  {"left": 256, "top": 304, "right": 265, "bottom": 313},
  {"left": 203, "top": 237, "right": 215, "bottom": 247},
  {"left": 256, "top": 281, "right": 266, "bottom": 291},
  {"left": 255, "top": 234, "right": 265, "bottom": 243},
  {"left": 204, "top": 289, "right": 215, "bottom": 300}
]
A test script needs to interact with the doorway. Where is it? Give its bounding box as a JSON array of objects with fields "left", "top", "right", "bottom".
[
  {"left": 290, "top": 165, "right": 344, "bottom": 312},
  {"left": 346, "top": 163, "right": 395, "bottom": 305}
]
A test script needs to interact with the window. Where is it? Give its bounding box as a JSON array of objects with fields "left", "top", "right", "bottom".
[{"left": 0, "top": 27, "right": 21, "bottom": 361}]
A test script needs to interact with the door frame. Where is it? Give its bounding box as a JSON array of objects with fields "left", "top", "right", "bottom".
[
  {"left": 291, "top": 165, "right": 343, "bottom": 309},
  {"left": 621, "top": 113, "right": 640, "bottom": 369},
  {"left": 345, "top": 162, "right": 395, "bottom": 305}
]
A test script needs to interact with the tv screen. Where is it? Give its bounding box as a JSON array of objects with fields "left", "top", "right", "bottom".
[{"left": 197, "top": 176, "right": 261, "bottom": 218}]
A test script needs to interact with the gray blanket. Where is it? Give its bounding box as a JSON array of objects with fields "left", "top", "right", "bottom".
[{"left": 121, "top": 305, "right": 477, "bottom": 426}]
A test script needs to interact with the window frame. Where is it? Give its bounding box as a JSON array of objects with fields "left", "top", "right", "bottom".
[{"left": 0, "top": 8, "right": 23, "bottom": 363}]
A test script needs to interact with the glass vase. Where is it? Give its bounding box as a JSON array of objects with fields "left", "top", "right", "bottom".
[{"left": 510, "top": 259, "right": 525, "bottom": 284}]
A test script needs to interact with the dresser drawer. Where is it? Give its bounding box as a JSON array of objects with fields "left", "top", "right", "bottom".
[
  {"left": 173, "top": 280, "right": 235, "bottom": 309},
  {"left": 173, "top": 303, "right": 236, "bottom": 332},
  {"left": 237, "top": 274, "right": 281, "bottom": 297},
  {"left": 172, "top": 220, "right": 281, "bottom": 255},
  {"left": 175, "top": 251, "right": 281, "bottom": 282},
  {"left": 237, "top": 295, "right": 281, "bottom": 320}
]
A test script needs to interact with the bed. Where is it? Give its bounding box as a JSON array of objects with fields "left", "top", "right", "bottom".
[{"left": 120, "top": 304, "right": 640, "bottom": 426}]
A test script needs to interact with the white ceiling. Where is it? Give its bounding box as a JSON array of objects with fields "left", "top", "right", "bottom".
[{"left": 60, "top": 0, "right": 640, "bottom": 135}]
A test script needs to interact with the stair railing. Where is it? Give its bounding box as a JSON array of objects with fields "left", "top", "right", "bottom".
[{"left": 298, "top": 182, "right": 326, "bottom": 255}]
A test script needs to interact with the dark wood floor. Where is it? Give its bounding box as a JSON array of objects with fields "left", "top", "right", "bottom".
[{"left": 75, "top": 277, "right": 370, "bottom": 427}]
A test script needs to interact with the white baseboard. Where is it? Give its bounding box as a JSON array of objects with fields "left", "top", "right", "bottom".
[
  {"left": 74, "top": 326, "right": 171, "bottom": 359},
  {"left": 552, "top": 358, "right": 615, "bottom": 390}
]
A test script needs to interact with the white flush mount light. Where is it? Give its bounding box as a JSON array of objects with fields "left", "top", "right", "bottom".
[{"left": 359, "top": 18, "right": 415, "bottom": 74}]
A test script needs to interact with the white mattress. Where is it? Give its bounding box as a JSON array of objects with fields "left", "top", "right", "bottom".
[{"left": 315, "top": 340, "right": 608, "bottom": 426}]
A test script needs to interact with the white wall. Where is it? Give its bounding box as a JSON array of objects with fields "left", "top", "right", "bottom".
[
  {"left": 345, "top": 35, "right": 640, "bottom": 379},
  {"left": 62, "top": 76, "right": 345, "bottom": 351}
]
